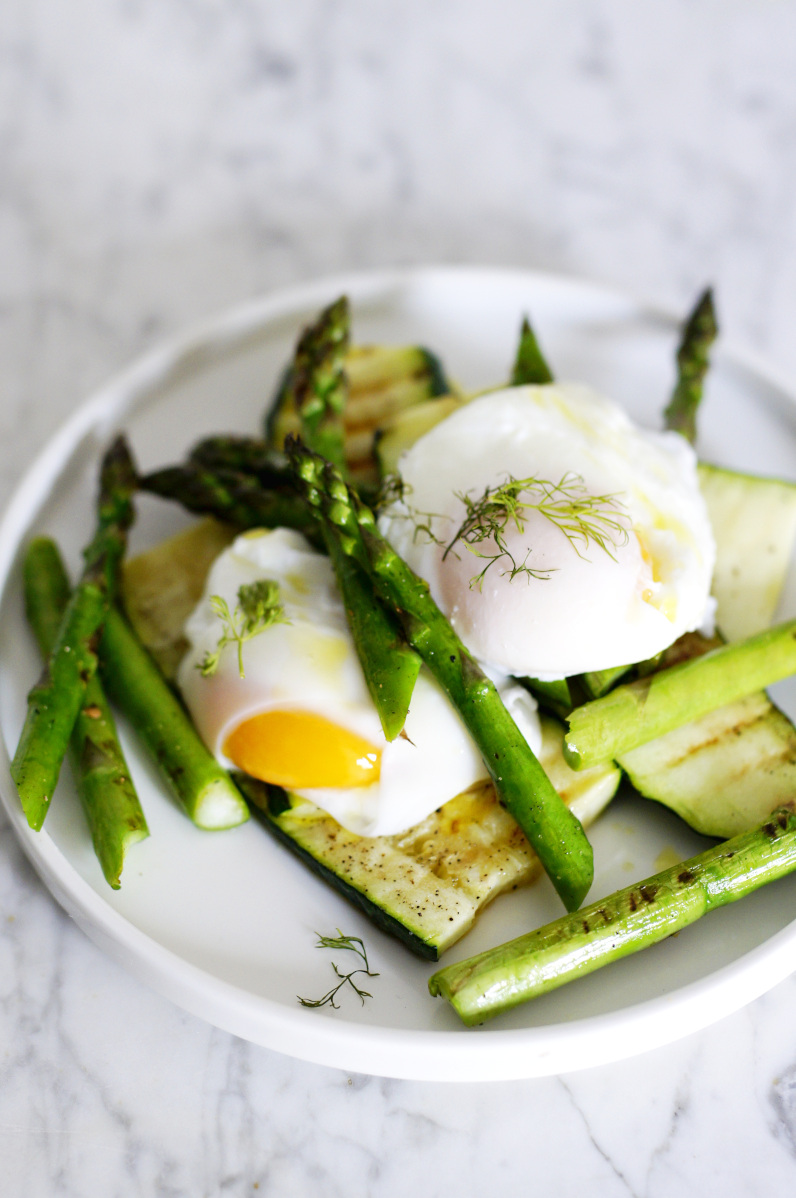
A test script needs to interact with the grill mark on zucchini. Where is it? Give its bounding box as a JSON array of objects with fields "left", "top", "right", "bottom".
[
  {"left": 621, "top": 691, "right": 796, "bottom": 838},
  {"left": 652, "top": 705, "right": 773, "bottom": 772}
]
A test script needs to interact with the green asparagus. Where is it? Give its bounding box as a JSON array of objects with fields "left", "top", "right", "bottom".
[
  {"left": 285, "top": 302, "right": 423, "bottom": 742},
  {"left": 510, "top": 316, "right": 554, "bottom": 386},
  {"left": 429, "top": 802, "right": 796, "bottom": 1025},
  {"left": 323, "top": 534, "right": 421, "bottom": 741},
  {"left": 287, "top": 437, "right": 594, "bottom": 913},
  {"left": 663, "top": 287, "right": 717, "bottom": 444},
  {"left": 564, "top": 617, "right": 796, "bottom": 769},
  {"left": 578, "top": 662, "right": 635, "bottom": 701},
  {"left": 280, "top": 296, "right": 349, "bottom": 473},
  {"left": 269, "top": 340, "right": 453, "bottom": 490},
  {"left": 100, "top": 606, "right": 249, "bottom": 829},
  {"left": 11, "top": 436, "right": 137, "bottom": 830},
  {"left": 521, "top": 676, "right": 577, "bottom": 721},
  {"left": 23, "top": 538, "right": 148, "bottom": 886},
  {"left": 139, "top": 461, "right": 317, "bottom": 541},
  {"left": 140, "top": 449, "right": 422, "bottom": 740},
  {"left": 188, "top": 436, "right": 293, "bottom": 488}
]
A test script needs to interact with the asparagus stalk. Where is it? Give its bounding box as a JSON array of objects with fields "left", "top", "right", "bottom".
[
  {"left": 281, "top": 296, "right": 349, "bottom": 473},
  {"left": 141, "top": 448, "right": 421, "bottom": 740},
  {"left": 579, "top": 662, "right": 634, "bottom": 701},
  {"left": 100, "top": 606, "right": 249, "bottom": 830},
  {"left": 23, "top": 538, "right": 148, "bottom": 887},
  {"left": 188, "top": 436, "right": 292, "bottom": 488},
  {"left": 429, "top": 802, "right": 796, "bottom": 1025},
  {"left": 510, "top": 316, "right": 554, "bottom": 386},
  {"left": 288, "top": 438, "right": 594, "bottom": 912},
  {"left": 139, "top": 462, "right": 317, "bottom": 541},
  {"left": 564, "top": 617, "right": 796, "bottom": 769},
  {"left": 11, "top": 436, "right": 137, "bottom": 830},
  {"left": 324, "top": 535, "right": 422, "bottom": 741},
  {"left": 521, "top": 676, "right": 577, "bottom": 722},
  {"left": 663, "top": 287, "right": 718, "bottom": 445},
  {"left": 284, "top": 300, "right": 423, "bottom": 742}
]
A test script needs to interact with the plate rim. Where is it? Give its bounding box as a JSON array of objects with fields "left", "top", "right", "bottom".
[{"left": 3, "top": 264, "right": 796, "bottom": 1082}]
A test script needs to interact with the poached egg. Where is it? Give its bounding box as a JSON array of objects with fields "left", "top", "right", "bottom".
[
  {"left": 379, "top": 383, "right": 716, "bottom": 680},
  {"left": 177, "top": 526, "right": 542, "bottom": 836},
  {"left": 178, "top": 381, "right": 715, "bottom": 838}
]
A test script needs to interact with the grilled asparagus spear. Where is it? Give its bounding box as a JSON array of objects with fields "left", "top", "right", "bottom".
[
  {"left": 11, "top": 436, "right": 137, "bottom": 830},
  {"left": 270, "top": 341, "right": 453, "bottom": 490},
  {"left": 23, "top": 537, "right": 148, "bottom": 885},
  {"left": 277, "top": 296, "right": 350, "bottom": 473},
  {"left": 287, "top": 437, "right": 594, "bottom": 913},
  {"left": 564, "top": 617, "right": 796, "bottom": 769},
  {"left": 663, "top": 287, "right": 717, "bottom": 444},
  {"left": 99, "top": 606, "right": 249, "bottom": 830},
  {"left": 139, "top": 461, "right": 316, "bottom": 540},
  {"left": 430, "top": 802, "right": 796, "bottom": 1025},
  {"left": 283, "top": 299, "right": 423, "bottom": 742},
  {"left": 510, "top": 315, "right": 554, "bottom": 386},
  {"left": 188, "top": 437, "right": 291, "bottom": 485}
]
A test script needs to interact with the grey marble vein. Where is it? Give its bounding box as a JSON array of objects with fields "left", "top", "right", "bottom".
[{"left": 771, "top": 1064, "right": 796, "bottom": 1158}]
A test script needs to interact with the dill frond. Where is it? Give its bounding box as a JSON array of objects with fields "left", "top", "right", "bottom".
[
  {"left": 199, "top": 579, "right": 289, "bottom": 678},
  {"left": 297, "top": 930, "right": 380, "bottom": 1010},
  {"left": 443, "top": 472, "right": 629, "bottom": 589},
  {"left": 375, "top": 473, "right": 409, "bottom": 509},
  {"left": 377, "top": 474, "right": 447, "bottom": 548}
]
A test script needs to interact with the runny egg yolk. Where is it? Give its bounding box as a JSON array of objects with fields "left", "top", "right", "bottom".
[{"left": 222, "top": 710, "right": 382, "bottom": 789}]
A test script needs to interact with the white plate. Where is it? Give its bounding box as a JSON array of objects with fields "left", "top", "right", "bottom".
[{"left": 2, "top": 267, "right": 796, "bottom": 1083}]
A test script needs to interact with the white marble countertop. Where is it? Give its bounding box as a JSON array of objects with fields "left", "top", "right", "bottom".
[{"left": 4, "top": 3, "right": 796, "bottom": 1193}]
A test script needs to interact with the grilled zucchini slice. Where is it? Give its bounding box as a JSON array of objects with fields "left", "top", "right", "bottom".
[
  {"left": 122, "top": 523, "right": 620, "bottom": 955},
  {"left": 267, "top": 344, "right": 454, "bottom": 490},
  {"left": 122, "top": 518, "right": 235, "bottom": 679},
  {"left": 239, "top": 716, "right": 620, "bottom": 959},
  {"left": 620, "top": 690, "right": 796, "bottom": 838},
  {"left": 620, "top": 463, "right": 796, "bottom": 837},
  {"left": 698, "top": 462, "right": 796, "bottom": 641}
]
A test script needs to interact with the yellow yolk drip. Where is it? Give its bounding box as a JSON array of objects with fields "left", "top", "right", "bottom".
[
  {"left": 223, "top": 710, "right": 382, "bottom": 789},
  {"left": 636, "top": 526, "right": 677, "bottom": 622}
]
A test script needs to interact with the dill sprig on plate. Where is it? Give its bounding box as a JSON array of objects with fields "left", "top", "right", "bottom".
[{"left": 298, "top": 931, "right": 380, "bottom": 1010}]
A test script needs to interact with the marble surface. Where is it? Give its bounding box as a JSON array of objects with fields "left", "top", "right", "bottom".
[{"left": 4, "top": 2, "right": 796, "bottom": 1193}]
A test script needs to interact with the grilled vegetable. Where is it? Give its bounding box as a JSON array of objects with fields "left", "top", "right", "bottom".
[
  {"left": 375, "top": 396, "right": 462, "bottom": 480},
  {"left": 621, "top": 690, "right": 796, "bottom": 838},
  {"left": 663, "top": 287, "right": 717, "bottom": 444},
  {"left": 510, "top": 315, "right": 554, "bottom": 386},
  {"left": 11, "top": 437, "right": 137, "bottom": 830},
  {"left": 23, "top": 537, "right": 148, "bottom": 886},
  {"left": 288, "top": 438, "right": 595, "bottom": 913},
  {"left": 139, "top": 461, "right": 314, "bottom": 539},
  {"left": 564, "top": 618, "right": 796, "bottom": 770},
  {"left": 699, "top": 462, "right": 796, "bottom": 642},
  {"left": 123, "top": 518, "right": 236, "bottom": 679},
  {"left": 429, "top": 802, "right": 796, "bottom": 1025},
  {"left": 100, "top": 606, "right": 249, "bottom": 830},
  {"left": 268, "top": 340, "right": 453, "bottom": 489},
  {"left": 285, "top": 297, "right": 422, "bottom": 742},
  {"left": 277, "top": 296, "right": 350, "bottom": 474},
  {"left": 240, "top": 716, "right": 620, "bottom": 959}
]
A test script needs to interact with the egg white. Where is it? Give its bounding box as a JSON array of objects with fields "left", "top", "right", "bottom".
[
  {"left": 379, "top": 383, "right": 716, "bottom": 679},
  {"left": 177, "top": 527, "right": 542, "bottom": 836}
]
